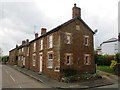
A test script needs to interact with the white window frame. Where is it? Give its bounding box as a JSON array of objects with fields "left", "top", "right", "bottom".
[
  {"left": 19, "top": 49, "right": 21, "bottom": 53},
  {"left": 18, "top": 56, "right": 20, "bottom": 61},
  {"left": 66, "top": 33, "right": 71, "bottom": 44},
  {"left": 48, "top": 53, "right": 53, "bottom": 68},
  {"left": 40, "top": 39, "right": 43, "bottom": 50},
  {"left": 22, "top": 48, "right": 24, "bottom": 52},
  {"left": 34, "top": 42, "right": 36, "bottom": 52},
  {"left": 33, "top": 54, "right": 36, "bottom": 66},
  {"left": 27, "top": 47, "right": 29, "bottom": 56},
  {"left": 49, "top": 35, "right": 53, "bottom": 48},
  {"left": 67, "top": 35, "right": 71, "bottom": 44}
]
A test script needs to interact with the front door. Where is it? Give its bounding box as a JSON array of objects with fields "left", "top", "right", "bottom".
[
  {"left": 40, "top": 54, "right": 42, "bottom": 72},
  {"left": 23, "top": 56, "right": 25, "bottom": 66}
]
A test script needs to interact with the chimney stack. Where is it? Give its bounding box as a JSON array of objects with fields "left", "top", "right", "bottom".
[
  {"left": 35, "top": 33, "right": 38, "bottom": 39},
  {"left": 41, "top": 28, "right": 46, "bottom": 35},
  {"left": 72, "top": 3, "right": 81, "bottom": 18},
  {"left": 16, "top": 44, "right": 18, "bottom": 48},
  {"left": 26, "top": 39, "right": 29, "bottom": 43},
  {"left": 22, "top": 40, "right": 26, "bottom": 45}
]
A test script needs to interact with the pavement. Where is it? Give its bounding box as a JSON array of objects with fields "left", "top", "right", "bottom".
[{"left": 7, "top": 64, "right": 119, "bottom": 89}]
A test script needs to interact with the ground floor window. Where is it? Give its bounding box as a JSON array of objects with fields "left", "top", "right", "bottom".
[
  {"left": 48, "top": 53, "right": 53, "bottom": 68},
  {"left": 84, "top": 54, "right": 91, "bottom": 65},
  {"left": 65, "top": 53, "right": 73, "bottom": 65}
]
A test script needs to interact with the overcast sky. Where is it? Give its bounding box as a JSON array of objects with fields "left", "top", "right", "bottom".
[{"left": 0, "top": 0, "right": 119, "bottom": 55}]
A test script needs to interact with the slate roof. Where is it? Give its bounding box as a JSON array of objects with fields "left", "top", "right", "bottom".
[
  {"left": 100, "top": 38, "right": 118, "bottom": 46},
  {"left": 17, "top": 43, "right": 30, "bottom": 49},
  {"left": 9, "top": 16, "right": 94, "bottom": 51},
  {"left": 30, "top": 16, "right": 95, "bottom": 43}
]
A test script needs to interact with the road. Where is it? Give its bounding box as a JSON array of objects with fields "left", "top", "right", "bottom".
[{"left": 2, "top": 65, "right": 50, "bottom": 88}]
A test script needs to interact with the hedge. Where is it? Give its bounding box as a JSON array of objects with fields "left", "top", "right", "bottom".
[{"left": 95, "top": 54, "right": 115, "bottom": 66}]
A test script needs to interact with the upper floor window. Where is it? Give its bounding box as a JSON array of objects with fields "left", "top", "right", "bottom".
[
  {"left": 65, "top": 33, "right": 72, "bottom": 44},
  {"left": 22, "top": 48, "right": 24, "bottom": 52},
  {"left": 18, "top": 56, "right": 20, "bottom": 61},
  {"left": 49, "top": 35, "right": 53, "bottom": 48},
  {"left": 33, "top": 54, "right": 36, "bottom": 66},
  {"left": 19, "top": 49, "right": 21, "bottom": 53},
  {"left": 84, "top": 36, "right": 89, "bottom": 46},
  {"left": 48, "top": 53, "right": 53, "bottom": 68},
  {"left": 28, "top": 47, "right": 29, "bottom": 54},
  {"left": 40, "top": 39, "right": 43, "bottom": 50},
  {"left": 34, "top": 42, "right": 36, "bottom": 52},
  {"left": 67, "top": 35, "right": 71, "bottom": 44}
]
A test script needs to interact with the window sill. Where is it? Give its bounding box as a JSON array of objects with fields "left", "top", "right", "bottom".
[
  {"left": 85, "top": 64, "right": 90, "bottom": 65},
  {"left": 66, "top": 43, "right": 71, "bottom": 45},
  {"left": 67, "top": 64, "right": 71, "bottom": 65},
  {"left": 39, "top": 50, "right": 43, "bottom": 51},
  {"left": 48, "top": 47, "right": 53, "bottom": 49},
  {"left": 33, "top": 51, "right": 36, "bottom": 53},
  {"left": 54, "top": 70, "right": 60, "bottom": 72},
  {"left": 47, "top": 67, "right": 52, "bottom": 69}
]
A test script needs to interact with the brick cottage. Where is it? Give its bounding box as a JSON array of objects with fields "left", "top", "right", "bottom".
[{"left": 9, "top": 4, "right": 96, "bottom": 80}]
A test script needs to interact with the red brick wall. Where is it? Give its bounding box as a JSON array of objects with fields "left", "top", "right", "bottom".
[
  {"left": 28, "top": 32, "right": 61, "bottom": 80},
  {"left": 59, "top": 19, "right": 95, "bottom": 77}
]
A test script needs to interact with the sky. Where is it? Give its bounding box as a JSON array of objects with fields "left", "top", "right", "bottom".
[{"left": 0, "top": 0, "right": 119, "bottom": 55}]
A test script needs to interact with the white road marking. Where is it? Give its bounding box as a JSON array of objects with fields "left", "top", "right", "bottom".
[
  {"left": 10, "top": 75, "right": 15, "bottom": 82},
  {"left": 19, "top": 85, "right": 22, "bottom": 88},
  {"left": 5, "top": 70, "right": 8, "bottom": 74}
]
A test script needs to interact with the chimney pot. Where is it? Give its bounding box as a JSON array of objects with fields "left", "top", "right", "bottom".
[
  {"left": 41, "top": 28, "right": 47, "bottom": 35},
  {"left": 74, "top": 3, "right": 76, "bottom": 7},
  {"left": 35, "top": 33, "right": 38, "bottom": 39},
  {"left": 22, "top": 40, "right": 26, "bottom": 45},
  {"left": 16, "top": 44, "right": 18, "bottom": 48},
  {"left": 26, "top": 39, "right": 29, "bottom": 43}
]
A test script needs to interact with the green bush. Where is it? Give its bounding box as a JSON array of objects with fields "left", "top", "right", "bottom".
[
  {"left": 2, "top": 56, "right": 9, "bottom": 64},
  {"left": 95, "top": 54, "right": 115, "bottom": 66},
  {"left": 63, "top": 68, "right": 77, "bottom": 77},
  {"left": 63, "top": 73, "right": 102, "bottom": 83},
  {"left": 115, "top": 53, "right": 120, "bottom": 63}
]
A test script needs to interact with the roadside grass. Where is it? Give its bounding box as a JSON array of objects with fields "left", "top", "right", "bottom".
[{"left": 97, "top": 66, "right": 116, "bottom": 75}]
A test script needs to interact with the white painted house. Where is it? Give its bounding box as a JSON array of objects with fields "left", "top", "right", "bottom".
[{"left": 98, "top": 38, "right": 119, "bottom": 55}]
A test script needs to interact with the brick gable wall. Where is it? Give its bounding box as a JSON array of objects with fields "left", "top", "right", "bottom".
[{"left": 60, "top": 19, "right": 95, "bottom": 76}]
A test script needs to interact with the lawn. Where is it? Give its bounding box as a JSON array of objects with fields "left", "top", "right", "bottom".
[{"left": 97, "top": 66, "right": 116, "bottom": 74}]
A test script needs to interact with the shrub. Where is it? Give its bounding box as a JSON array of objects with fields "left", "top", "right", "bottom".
[
  {"left": 110, "top": 60, "right": 117, "bottom": 70},
  {"left": 115, "top": 53, "right": 120, "bottom": 63},
  {"left": 95, "top": 54, "right": 115, "bottom": 66},
  {"left": 63, "top": 73, "right": 102, "bottom": 83},
  {"left": 63, "top": 68, "right": 77, "bottom": 77},
  {"left": 2, "top": 56, "right": 9, "bottom": 64}
]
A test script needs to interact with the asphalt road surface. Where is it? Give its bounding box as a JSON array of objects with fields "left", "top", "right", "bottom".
[{"left": 2, "top": 65, "right": 50, "bottom": 88}]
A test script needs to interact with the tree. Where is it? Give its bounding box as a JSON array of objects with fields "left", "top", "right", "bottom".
[
  {"left": 0, "top": 48, "right": 3, "bottom": 63},
  {"left": 2, "top": 55, "right": 9, "bottom": 64}
]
